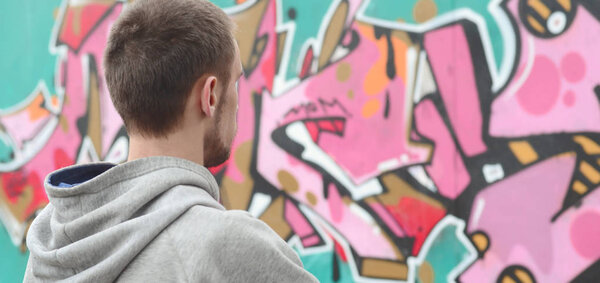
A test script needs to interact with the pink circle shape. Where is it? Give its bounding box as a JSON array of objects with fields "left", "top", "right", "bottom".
[
  {"left": 516, "top": 55, "right": 561, "bottom": 116},
  {"left": 563, "top": 90, "right": 575, "bottom": 107},
  {"left": 570, "top": 210, "right": 600, "bottom": 259},
  {"left": 560, "top": 52, "right": 586, "bottom": 83}
]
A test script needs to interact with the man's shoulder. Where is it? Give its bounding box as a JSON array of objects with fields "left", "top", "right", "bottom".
[
  {"left": 165, "top": 206, "right": 294, "bottom": 259},
  {"left": 146, "top": 206, "right": 317, "bottom": 283},
  {"left": 165, "top": 206, "right": 265, "bottom": 246}
]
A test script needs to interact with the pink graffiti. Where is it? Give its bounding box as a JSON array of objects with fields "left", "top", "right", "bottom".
[
  {"left": 424, "top": 24, "right": 488, "bottom": 157},
  {"left": 490, "top": 2, "right": 600, "bottom": 136}
]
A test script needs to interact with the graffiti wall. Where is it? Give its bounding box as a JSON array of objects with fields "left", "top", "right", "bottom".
[{"left": 2, "top": 0, "right": 600, "bottom": 282}]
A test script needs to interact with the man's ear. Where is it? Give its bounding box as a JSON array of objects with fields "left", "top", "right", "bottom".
[{"left": 200, "top": 76, "right": 218, "bottom": 117}]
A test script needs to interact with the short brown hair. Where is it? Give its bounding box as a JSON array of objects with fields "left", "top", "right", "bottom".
[{"left": 104, "top": 0, "right": 235, "bottom": 137}]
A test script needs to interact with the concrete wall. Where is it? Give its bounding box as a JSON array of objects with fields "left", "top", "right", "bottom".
[{"left": 1, "top": 0, "right": 599, "bottom": 281}]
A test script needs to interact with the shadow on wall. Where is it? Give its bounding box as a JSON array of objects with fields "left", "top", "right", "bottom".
[{"left": 2, "top": 0, "right": 600, "bottom": 282}]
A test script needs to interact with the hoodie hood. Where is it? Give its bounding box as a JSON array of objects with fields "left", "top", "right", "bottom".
[{"left": 25, "top": 156, "right": 224, "bottom": 282}]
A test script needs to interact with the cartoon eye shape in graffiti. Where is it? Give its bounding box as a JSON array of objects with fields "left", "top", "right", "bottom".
[{"left": 519, "top": 0, "right": 577, "bottom": 38}]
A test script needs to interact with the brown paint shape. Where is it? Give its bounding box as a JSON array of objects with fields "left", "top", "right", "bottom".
[
  {"left": 413, "top": 0, "right": 438, "bottom": 24},
  {"left": 59, "top": 115, "right": 69, "bottom": 133},
  {"left": 87, "top": 65, "right": 103, "bottom": 157},
  {"left": 221, "top": 141, "right": 254, "bottom": 210},
  {"left": 336, "top": 62, "right": 351, "bottom": 82},
  {"left": 277, "top": 169, "right": 299, "bottom": 194},
  {"left": 305, "top": 191, "right": 318, "bottom": 206},
  {"left": 341, "top": 195, "right": 353, "bottom": 206},
  {"left": 318, "top": 1, "right": 348, "bottom": 69},
  {"left": 418, "top": 261, "right": 434, "bottom": 283},
  {"left": 259, "top": 195, "right": 292, "bottom": 239},
  {"left": 347, "top": 89, "right": 355, "bottom": 99},
  {"left": 276, "top": 31, "right": 288, "bottom": 72},
  {"left": 231, "top": 0, "right": 269, "bottom": 71},
  {"left": 360, "top": 258, "right": 408, "bottom": 280},
  {"left": 378, "top": 173, "right": 445, "bottom": 209}
]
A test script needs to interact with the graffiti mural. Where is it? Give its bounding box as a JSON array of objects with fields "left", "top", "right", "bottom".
[{"left": 2, "top": 0, "right": 600, "bottom": 282}]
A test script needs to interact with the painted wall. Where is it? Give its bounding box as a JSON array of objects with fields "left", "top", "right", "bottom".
[{"left": 1, "top": 0, "right": 600, "bottom": 282}]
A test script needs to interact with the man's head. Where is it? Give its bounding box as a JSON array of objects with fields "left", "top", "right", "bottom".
[{"left": 104, "top": 0, "right": 243, "bottom": 166}]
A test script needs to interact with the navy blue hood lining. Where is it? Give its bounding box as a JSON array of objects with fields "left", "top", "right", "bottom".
[{"left": 49, "top": 164, "right": 115, "bottom": 187}]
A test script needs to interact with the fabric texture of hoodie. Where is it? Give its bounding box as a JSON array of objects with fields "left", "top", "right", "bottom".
[{"left": 24, "top": 156, "right": 319, "bottom": 282}]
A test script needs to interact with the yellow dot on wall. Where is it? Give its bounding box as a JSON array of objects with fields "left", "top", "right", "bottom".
[
  {"left": 514, "top": 269, "right": 534, "bottom": 283},
  {"left": 59, "top": 115, "right": 69, "bottom": 133},
  {"left": 508, "top": 141, "right": 538, "bottom": 165},
  {"left": 361, "top": 99, "right": 381, "bottom": 118},
  {"left": 501, "top": 276, "right": 517, "bottom": 283},
  {"left": 347, "top": 89, "right": 355, "bottom": 99},
  {"left": 471, "top": 232, "right": 489, "bottom": 254},
  {"left": 573, "top": 135, "right": 600, "bottom": 155},
  {"left": 573, "top": 180, "right": 588, "bottom": 194}
]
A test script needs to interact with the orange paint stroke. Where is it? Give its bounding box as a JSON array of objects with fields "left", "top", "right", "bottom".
[{"left": 362, "top": 99, "right": 381, "bottom": 118}]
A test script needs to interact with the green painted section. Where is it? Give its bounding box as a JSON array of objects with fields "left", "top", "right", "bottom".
[
  {"left": 297, "top": 248, "right": 355, "bottom": 283},
  {"left": 416, "top": 224, "right": 473, "bottom": 283},
  {"left": 361, "top": 0, "right": 506, "bottom": 75},
  {"left": 0, "top": 0, "right": 62, "bottom": 112},
  {"left": 0, "top": 137, "right": 14, "bottom": 162},
  {"left": 0, "top": 1, "right": 60, "bottom": 281},
  {"left": 0, "top": 226, "right": 29, "bottom": 282},
  {"left": 362, "top": 0, "right": 420, "bottom": 24},
  {"left": 278, "top": 0, "right": 336, "bottom": 81},
  {"left": 211, "top": 0, "right": 239, "bottom": 9}
]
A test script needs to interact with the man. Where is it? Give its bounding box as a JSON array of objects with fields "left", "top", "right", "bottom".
[{"left": 24, "top": 0, "right": 319, "bottom": 282}]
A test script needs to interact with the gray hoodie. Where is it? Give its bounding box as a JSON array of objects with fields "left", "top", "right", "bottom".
[{"left": 24, "top": 156, "right": 319, "bottom": 282}]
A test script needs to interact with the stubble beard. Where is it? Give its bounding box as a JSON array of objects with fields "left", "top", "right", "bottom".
[{"left": 203, "top": 91, "right": 232, "bottom": 167}]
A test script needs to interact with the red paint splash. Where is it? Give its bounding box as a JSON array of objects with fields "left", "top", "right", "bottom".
[{"left": 386, "top": 197, "right": 446, "bottom": 255}]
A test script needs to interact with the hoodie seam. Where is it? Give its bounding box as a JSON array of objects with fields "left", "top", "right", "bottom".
[
  {"left": 165, "top": 226, "right": 191, "bottom": 283},
  {"left": 57, "top": 222, "right": 78, "bottom": 276}
]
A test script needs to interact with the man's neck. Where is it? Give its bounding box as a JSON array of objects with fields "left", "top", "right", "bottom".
[{"left": 127, "top": 130, "right": 204, "bottom": 166}]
